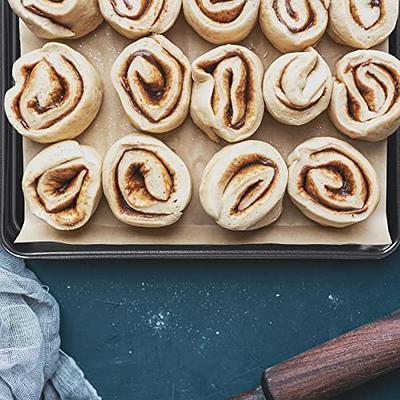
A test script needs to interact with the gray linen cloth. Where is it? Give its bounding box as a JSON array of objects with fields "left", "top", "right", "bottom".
[{"left": 0, "top": 247, "right": 100, "bottom": 400}]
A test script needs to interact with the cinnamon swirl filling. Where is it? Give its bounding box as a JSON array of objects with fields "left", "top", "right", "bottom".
[
  {"left": 329, "top": 50, "right": 400, "bottom": 141},
  {"left": 260, "top": 0, "right": 329, "bottom": 52},
  {"left": 103, "top": 134, "right": 192, "bottom": 228},
  {"left": 328, "top": 0, "right": 398, "bottom": 49},
  {"left": 183, "top": 0, "right": 260, "bottom": 44},
  {"left": 288, "top": 137, "right": 380, "bottom": 227},
  {"left": 5, "top": 42, "right": 103, "bottom": 144},
  {"left": 99, "top": 0, "right": 181, "bottom": 39},
  {"left": 200, "top": 140, "right": 288, "bottom": 231},
  {"left": 191, "top": 45, "right": 264, "bottom": 143},
  {"left": 111, "top": 35, "right": 191, "bottom": 134},
  {"left": 22, "top": 140, "right": 102, "bottom": 230}
]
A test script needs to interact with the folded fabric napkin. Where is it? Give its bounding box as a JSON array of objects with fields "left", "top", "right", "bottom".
[{"left": 0, "top": 247, "right": 100, "bottom": 400}]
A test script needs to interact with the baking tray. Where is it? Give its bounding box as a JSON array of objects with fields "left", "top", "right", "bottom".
[{"left": 1, "top": 3, "right": 399, "bottom": 260}]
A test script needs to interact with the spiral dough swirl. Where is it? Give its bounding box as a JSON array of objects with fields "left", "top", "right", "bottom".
[
  {"left": 99, "top": 0, "right": 181, "bottom": 39},
  {"left": 183, "top": 0, "right": 260, "bottom": 44},
  {"left": 260, "top": 0, "right": 330, "bottom": 52},
  {"left": 191, "top": 45, "right": 264, "bottom": 143},
  {"left": 329, "top": 50, "right": 400, "bottom": 142},
  {"left": 103, "top": 134, "right": 192, "bottom": 228},
  {"left": 263, "top": 47, "right": 333, "bottom": 126},
  {"left": 22, "top": 141, "right": 102, "bottom": 230},
  {"left": 111, "top": 35, "right": 192, "bottom": 134},
  {"left": 200, "top": 140, "right": 288, "bottom": 231},
  {"left": 328, "top": 0, "right": 399, "bottom": 49},
  {"left": 5, "top": 43, "right": 103, "bottom": 144},
  {"left": 7, "top": 0, "right": 103, "bottom": 39},
  {"left": 287, "top": 137, "right": 380, "bottom": 228}
]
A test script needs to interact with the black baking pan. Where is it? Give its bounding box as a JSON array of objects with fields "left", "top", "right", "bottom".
[{"left": 1, "top": 2, "right": 400, "bottom": 260}]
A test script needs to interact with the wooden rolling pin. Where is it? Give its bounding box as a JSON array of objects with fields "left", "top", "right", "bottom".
[{"left": 229, "top": 310, "right": 400, "bottom": 400}]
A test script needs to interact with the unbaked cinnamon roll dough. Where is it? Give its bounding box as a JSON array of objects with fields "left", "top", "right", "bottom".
[
  {"left": 260, "top": 0, "right": 330, "bottom": 53},
  {"left": 263, "top": 47, "right": 333, "bottom": 126},
  {"left": 183, "top": 0, "right": 260, "bottom": 44},
  {"left": 99, "top": 0, "right": 181, "bottom": 39},
  {"left": 7, "top": 0, "right": 103, "bottom": 39},
  {"left": 22, "top": 141, "right": 102, "bottom": 230},
  {"left": 200, "top": 141, "right": 288, "bottom": 231},
  {"left": 103, "top": 134, "right": 192, "bottom": 228},
  {"left": 111, "top": 35, "right": 192, "bottom": 134},
  {"left": 288, "top": 137, "right": 380, "bottom": 228},
  {"left": 329, "top": 50, "right": 400, "bottom": 142},
  {"left": 4, "top": 42, "right": 103, "bottom": 144},
  {"left": 328, "top": 0, "right": 399, "bottom": 49},
  {"left": 191, "top": 45, "right": 264, "bottom": 143},
  {"left": 14, "top": 12, "right": 392, "bottom": 246}
]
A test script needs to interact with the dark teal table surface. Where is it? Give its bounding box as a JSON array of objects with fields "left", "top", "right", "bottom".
[{"left": 28, "top": 252, "right": 400, "bottom": 400}]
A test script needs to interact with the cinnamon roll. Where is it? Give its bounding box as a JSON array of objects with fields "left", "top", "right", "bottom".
[
  {"left": 191, "top": 45, "right": 264, "bottom": 143},
  {"left": 103, "top": 134, "right": 192, "bottom": 228},
  {"left": 200, "top": 140, "right": 288, "bottom": 231},
  {"left": 263, "top": 47, "right": 333, "bottom": 126},
  {"left": 329, "top": 50, "right": 400, "bottom": 142},
  {"left": 7, "top": 0, "right": 103, "bottom": 39},
  {"left": 287, "top": 137, "right": 380, "bottom": 228},
  {"left": 4, "top": 42, "right": 103, "bottom": 144},
  {"left": 111, "top": 35, "right": 192, "bottom": 134},
  {"left": 22, "top": 141, "right": 102, "bottom": 231},
  {"left": 259, "top": 0, "right": 330, "bottom": 53},
  {"left": 182, "top": 0, "right": 260, "bottom": 44},
  {"left": 328, "top": 0, "right": 399, "bottom": 49},
  {"left": 98, "top": 0, "right": 181, "bottom": 39}
]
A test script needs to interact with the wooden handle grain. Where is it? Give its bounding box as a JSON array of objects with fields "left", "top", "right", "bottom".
[{"left": 262, "top": 310, "right": 400, "bottom": 400}]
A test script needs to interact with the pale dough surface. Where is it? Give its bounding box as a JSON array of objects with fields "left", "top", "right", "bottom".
[
  {"left": 287, "top": 137, "right": 380, "bottom": 228},
  {"left": 22, "top": 141, "right": 102, "bottom": 230},
  {"left": 4, "top": 42, "right": 103, "bottom": 143},
  {"left": 99, "top": 0, "right": 181, "bottom": 40},
  {"left": 102, "top": 134, "right": 192, "bottom": 228},
  {"left": 200, "top": 141, "right": 288, "bottom": 231},
  {"left": 7, "top": 0, "right": 103, "bottom": 39}
]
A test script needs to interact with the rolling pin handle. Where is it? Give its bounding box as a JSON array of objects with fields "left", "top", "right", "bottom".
[{"left": 262, "top": 310, "right": 400, "bottom": 400}]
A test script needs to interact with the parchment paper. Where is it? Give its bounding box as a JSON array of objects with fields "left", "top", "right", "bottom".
[{"left": 16, "top": 16, "right": 392, "bottom": 246}]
